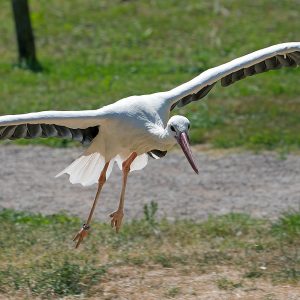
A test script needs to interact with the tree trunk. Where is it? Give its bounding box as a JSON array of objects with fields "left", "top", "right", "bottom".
[{"left": 11, "top": 0, "right": 42, "bottom": 71}]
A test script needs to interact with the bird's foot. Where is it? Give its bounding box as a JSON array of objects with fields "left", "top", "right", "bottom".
[
  {"left": 73, "top": 223, "right": 90, "bottom": 248},
  {"left": 110, "top": 210, "right": 124, "bottom": 233}
]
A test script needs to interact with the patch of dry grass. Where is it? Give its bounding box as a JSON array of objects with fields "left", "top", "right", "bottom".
[{"left": 0, "top": 208, "right": 299, "bottom": 299}]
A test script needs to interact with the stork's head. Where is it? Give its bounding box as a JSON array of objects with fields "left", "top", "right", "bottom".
[{"left": 167, "top": 115, "right": 199, "bottom": 174}]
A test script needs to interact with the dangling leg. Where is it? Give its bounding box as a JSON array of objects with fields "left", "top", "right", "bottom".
[
  {"left": 73, "top": 161, "right": 110, "bottom": 248},
  {"left": 110, "top": 152, "right": 137, "bottom": 233}
]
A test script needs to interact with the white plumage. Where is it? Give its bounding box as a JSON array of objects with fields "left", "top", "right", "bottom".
[
  {"left": 56, "top": 152, "right": 148, "bottom": 187},
  {"left": 0, "top": 42, "right": 299, "bottom": 247}
]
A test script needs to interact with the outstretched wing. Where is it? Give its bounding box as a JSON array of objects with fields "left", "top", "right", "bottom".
[
  {"left": 162, "top": 42, "right": 300, "bottom": 110},
  {"left": 0, "top": 110, "right": 105, "bottom": 145}
]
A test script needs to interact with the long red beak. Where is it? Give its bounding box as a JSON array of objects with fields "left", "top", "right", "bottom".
[{"left": 176, "top": 132, "right": 199, "bottom": 174}]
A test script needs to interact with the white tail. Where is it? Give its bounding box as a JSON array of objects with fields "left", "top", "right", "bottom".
[
  {"left": 56, "top": 153, "right": 113, "bottom": 186},
  {"left": 56, "top": 152, "right": 149, "bottom": 186},
  {"left": 115, "top": 153, "right": 148, "bottom": 171}
]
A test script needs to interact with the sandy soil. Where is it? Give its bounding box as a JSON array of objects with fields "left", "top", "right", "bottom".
[
  {"left": 0, "top": 145, "right": 299, "bottom": 222},
  {"left": 94, "top": 265, "right": 300, "bottom": 300}
]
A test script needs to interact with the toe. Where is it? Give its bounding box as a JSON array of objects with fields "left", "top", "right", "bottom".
[
  {"left": 109, "top": 211, "right": 123, "bottom": 232},
  {"left": 73, "top": 225, "right": 90, "bottom": 248}
]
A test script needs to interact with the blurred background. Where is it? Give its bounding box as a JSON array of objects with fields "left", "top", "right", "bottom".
[
  {"left": 0, "top": 1, "right": 300, "bottom": 299},
  {"left": 1, "top": 0, "right": 300, "bottom": 149}
]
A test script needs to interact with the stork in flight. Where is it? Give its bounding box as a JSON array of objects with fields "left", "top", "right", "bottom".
[{"left": 0, "top": 43, "right": 299, "bottom": 247}]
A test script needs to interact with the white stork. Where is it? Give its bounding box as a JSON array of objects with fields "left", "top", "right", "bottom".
[{"left": 0, "top": 42, "right": 299, "bottom": 247}]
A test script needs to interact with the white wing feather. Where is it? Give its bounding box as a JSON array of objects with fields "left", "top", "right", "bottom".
[{"left": 0, "top": 109, "right": 105, "bottom": 129}]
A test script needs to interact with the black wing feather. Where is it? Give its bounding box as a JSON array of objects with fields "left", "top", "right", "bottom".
[
  {"left": 171, "top": 51, "right": 300, "bottom": 110},
  {"left": 0, "top": 123, "right": 99, "bottom": 145}
]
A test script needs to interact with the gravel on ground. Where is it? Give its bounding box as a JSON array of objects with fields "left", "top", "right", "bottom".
[{"left": 0, "top": 145, "right": 299, "bottom": 222}]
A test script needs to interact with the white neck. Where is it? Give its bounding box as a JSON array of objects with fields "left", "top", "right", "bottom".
[{"left": 148, "top": 123, "right": 175, "bottom": 146}]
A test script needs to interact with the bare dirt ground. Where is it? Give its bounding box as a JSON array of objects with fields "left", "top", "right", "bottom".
[
  {"left": 0, "top": 145, "right": 299, "bottom": 222},
  {"left": 93, "top": 265, "right": 300, "bottom": 300}
]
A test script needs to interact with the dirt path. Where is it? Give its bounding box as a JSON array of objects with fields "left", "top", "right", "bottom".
[{"left": 0, "top": 145, "right": 299, "bottom": 221}]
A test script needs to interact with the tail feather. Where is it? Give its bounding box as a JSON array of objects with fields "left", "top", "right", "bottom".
[
  {"left": 56, "top": 153, "right": 106, "bottom": 186},
  {"left": 115, "top": 153, "right": 148, "bottom": 171},
  {"left": 56, "top": 152, "right": 149, "bottom": 187},
  {"left": 80, "top": 154, "right": 101, "bottom": 183}
]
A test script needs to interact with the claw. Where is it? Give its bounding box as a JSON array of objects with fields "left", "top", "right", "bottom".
[
  {"left": 73, "top": 223, "right": 90, "bottom": 248},
  {"left": 109, "top": 210, "right": 124, "bottom": 233}
]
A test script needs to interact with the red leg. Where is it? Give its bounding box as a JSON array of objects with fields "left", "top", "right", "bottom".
[
  {"left": 110, "top": 152, "right": 137, "bottom": 233},
  {"left": 73, "top": 161, "right": 110, "bottom": 248}
]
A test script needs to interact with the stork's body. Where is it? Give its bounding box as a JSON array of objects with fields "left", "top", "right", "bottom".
[
  {"left": 57, "top": 94, "right": 178, "bottom": 189},
  {"left": 0, "top": 42, "right": 299, "bottom": 247},
  {"left": 87, "top": 94, "right": 173, "bottom": 160}
]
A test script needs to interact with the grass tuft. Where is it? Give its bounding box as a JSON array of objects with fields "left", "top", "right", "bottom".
[
  {"left": 216, "top": 277, "right": 242, "bottom": 290},
  {"left": 0, "top": 259, "right": 106, "bottom": 297},
  {"left": 272, "top": 210, "right": 300, "bottom": 240}
]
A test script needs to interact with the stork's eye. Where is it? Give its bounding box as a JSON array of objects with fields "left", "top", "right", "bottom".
[{"left": 170, "top": 125, "right": 176, "bottom": 132}]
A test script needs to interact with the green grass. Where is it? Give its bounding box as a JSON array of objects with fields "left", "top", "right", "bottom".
[
  {"left": 0, "top": 207, "right": 299, "bottom": 298},
  {"left": 0, "top": 0, "right": 299, "bottom": 150}
]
